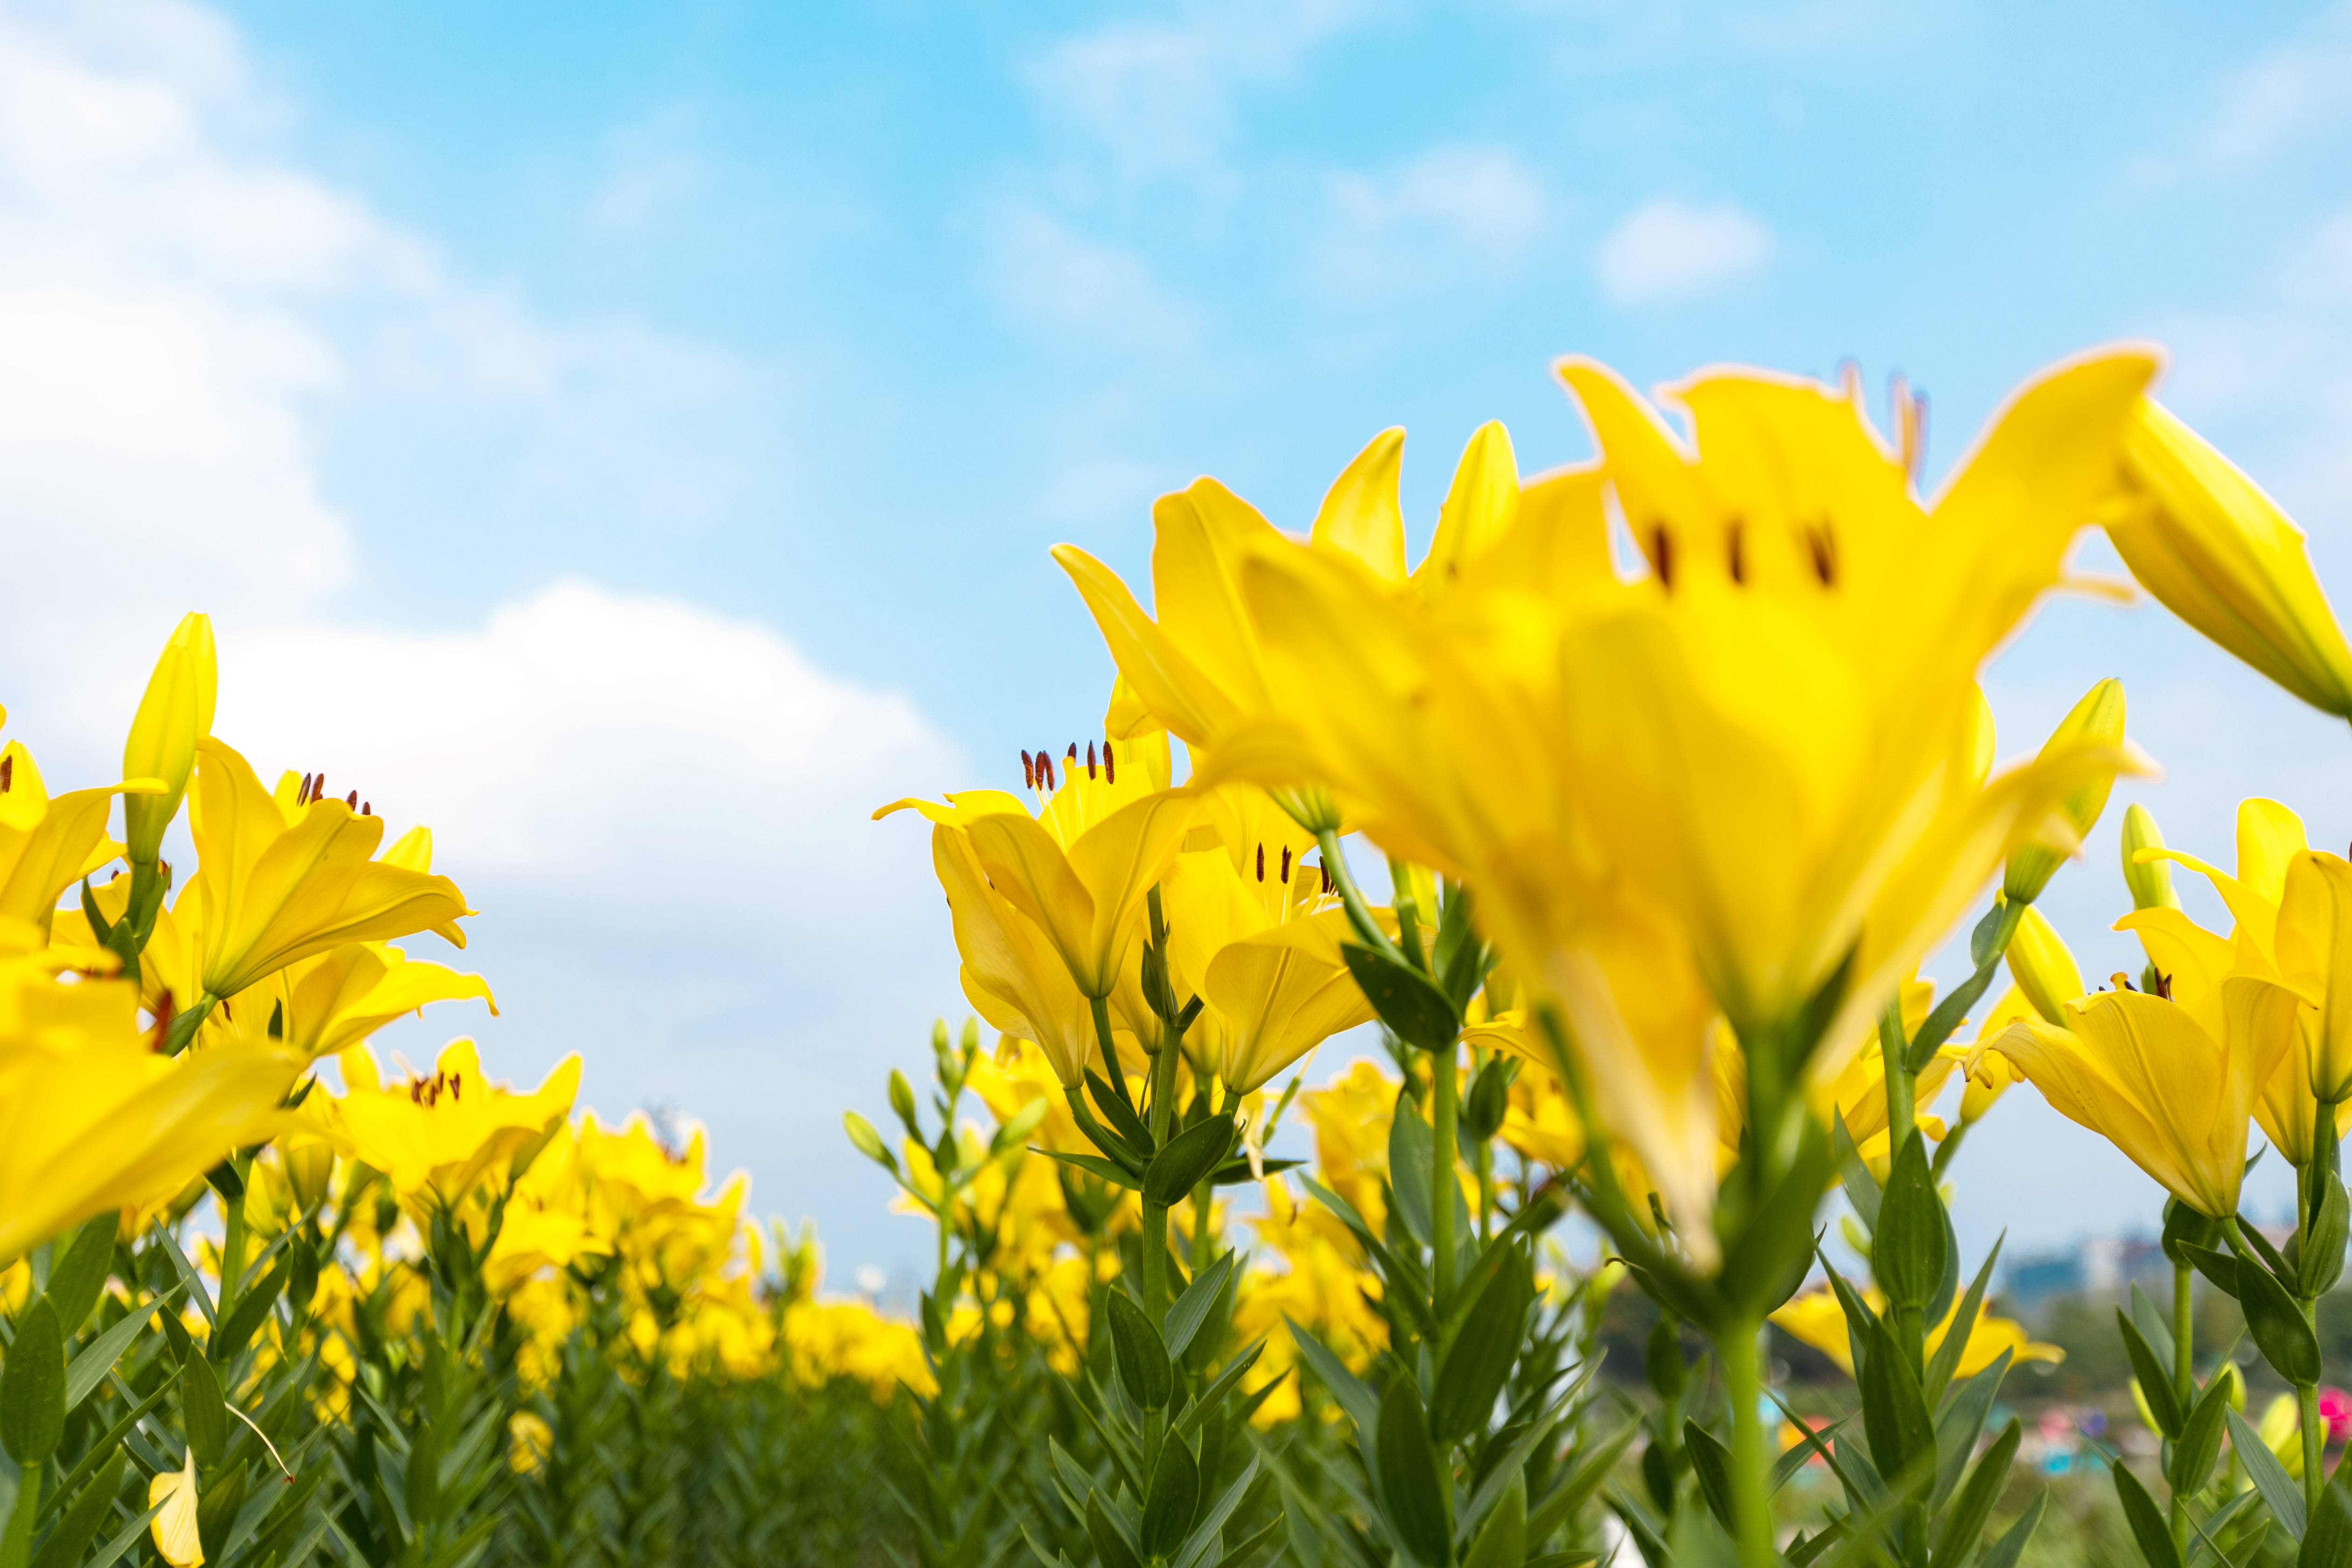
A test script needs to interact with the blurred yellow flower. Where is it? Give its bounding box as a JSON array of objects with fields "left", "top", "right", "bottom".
[
  {"left": 1772, "top": 1287, "right": 2061, "bottom": 1379},
  {"left": 329, "top": 1038, "right": 579, "bottom": 1206},
  {"left": 149, "top": 1447, "right": 204, "bottom": 1566}
]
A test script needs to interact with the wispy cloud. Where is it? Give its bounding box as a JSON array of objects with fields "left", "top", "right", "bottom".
[
  {"left": 1592, "top": 196, "right": 1772, "bottom": 306},
  {"left": 2133, "top": 3, "right": 2352, "bottom": 182},
  {"left": 1019, "top": 0, "right": 1375, "bottom": 189},
  {"left": 980, "top": 200, "right": 1200, "bottom": 357},
  {"left": 1316, "top": 145, "right": 1548, "bottom": 299}
]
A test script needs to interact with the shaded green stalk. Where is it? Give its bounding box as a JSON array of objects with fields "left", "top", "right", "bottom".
[
  {"left": 1433, "top": 1044, "right": 1458, "bottom": 1314},
  {"left": 1314, "top": 829, "right": 1406, "bottom": 966},
  {"left": 2226, "top": 1215, "right": 2324, "bottom": 1519},
  {"left": 2173, "top": 1260, "right": 2193, "bottom": 1552},
  {"left": 1720, "top": 1319, "right": 1776, "bottom": 1568}
]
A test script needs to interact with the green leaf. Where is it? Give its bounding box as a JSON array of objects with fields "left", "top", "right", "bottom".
[
  {"left": 1107, "top": 1288, "right": 1175, "bottom": 1411},
  {"left": 1872, "top": 1134, "right": 1947, "bottom": 1312},
  {"left": 1980, "top": 1491, "right": 2047, "bottom": 1568},
  {"left": 41, "top": 1217, "right": 116, "bottom": 1338},
  {"left": 1087, "top": 1493, "right": 1145, "bottom": 1568},
  {"left": 1856, "top": 1312, "right": 1934, "bottom": 1487},
  {"left": 1342, "top": 942, "right": 1460, "bottom": 1053},
  {"left": 1430, "top": 1249, "right": 1531, "bottom": 1443},
  {"left": 1831, "top": 1111, "right": 1882, "bottom": 1231},
  {"left": 30, "top": 1449, "right": 126, "bottom": 1568},
  {"left": 2173, "top": 1370, "right": 2233, "bottom": 1498},
  {"left": 2130, "top": 1282, "right": 2177, "bottom": 1372},
  {"left": 2113, "top": 1461, "right": 2185, "bottom": 1568},
  {"left": 2304, "top": 1181, "right": 2350, "bottom": 1298},
  {"left": 1388, "top": 1094, "right": 1436, "bottom": 1247},
  {"left": 2229, "top": 1405, "right": 2307, "bottom": 1541},
  {"left": 1932, "top": 1349, "right": 2011, "bottom": 1512},
  {"left": 1284, "top": 1316, "right": 1378, "bottom": 1446},
  {"left": 1165, "top": 1250, "right": 1236, "bottom": 1362},
  {"left": 211, "top": 1252, "right": 288, "bottom": 1364},
  {"left": 66, "top": 1295, "right": 175, "bottom": 1413},
  {"left": 1682, "top": 1419, "right": 1736, "bottom": 1537},
  {"left": 1376, "top": 1378, "right": 1453, "bottom": 1567},
  {"left": 1932, "top": 1417, "right": 2020, "bottom": 1568},
  {"left": 1460, "top": 1472, "right": 1526, "bottom": 1568},
  {"left": 1087, "top": 1069, "right": 1156, "bottom": 1157},
  {"left": 2303, "top": 1482, "right": 2352, "bottom": 1568},
  {"left": 0, "top": 1297, "right": 65, "bottom": 1465},
  {"left": 182, "top": 1347, "right": 227, "bottom": 1467},
  {"left": 1141, "top": 1437, "right": 1202, "bottom": 1558},
  {"left": 2238, "top": 1249, "right": 2323, "bottom": 1387},
  {"left": 1143, "top": 1114, "right": 1236, "bottom": 1206},
  {"left": 2118, "top": 1310, "right": 2186, "bottom": 1438},
  {"left": 1037, "top": 1147, "right": 1141, "bottom": 1188},
  {"left": 2185, "top": 1243, "right": 2240, "bottom": 1299},
  {"left": 1720, "top": 1120, "right": 1834, "bottom": 1317},
  {"left": 1925, "top": 1239, "right": 2003, "bottom": 1404}
]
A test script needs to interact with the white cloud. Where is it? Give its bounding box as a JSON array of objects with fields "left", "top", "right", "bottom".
[
  {"left": 981, "top": 201, "right": 1201, "bottom": 355},
  {"left": 2136, "top": 4, "right": 2352, "bottom": 182},
  {"left": 1593, "top": 196, "right": 1772, "bottom": 306},
  {"left": 1020, "top": 0, "right": 1372, "bottom": 186},
  {"left": 1318, "top": 145, "right": 1548, "bottom": 298},
  {"left": 0, "top": 0, "right": 962, "bottom": 1253},
  {"left": 214, "top": 580, "right": 953, "bottom": 906}
]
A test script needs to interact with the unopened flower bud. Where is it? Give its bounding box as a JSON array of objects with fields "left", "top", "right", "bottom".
[
  {"left": 2006, "top": 904, "right": 2086, "bottom": 1026},
  {"left": 2121, "top": 803, "right": 2180, "bottom": 911},
  {"left": 121, "top": 612, "right": 216, "bottom": 867},
  {"left": 2004, "top": 678, "right": 2128, "bottom": 904}
]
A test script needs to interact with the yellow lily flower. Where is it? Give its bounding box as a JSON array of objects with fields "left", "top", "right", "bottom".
[
  {"left": 0, "top": 739, "right": 159, "bottom": 951},
  {"left": 250, "top": 943, "right": 497, "bottom": 1061},
  {"left": 329, "top": 1038, "right": 579, "bottom": 1206},
  {"left": 0, "top": 964, "right": 296, "bottom": 1264},
  {"left": 1189, "top": 350, "right": 2158, "bottom": 1252},
  {"left": 1771, "top": 1286, "right": 2062, "bottom": 1379},
  {"left": 876, "top": 732, "right": 1193, "bottom": 1001},
  {"left": 2108, "top": 398, "right": 2352, "bottom": 719},
  {"left": 1983, "top": 980, "right": 2297, "bottom": 1218},
  {"left": 121, "top": 611, "right": 217, "bottom": 867},
  {"left": 1714, "top": 980, "right": 1956, "bottom": 1171},
  {"left": 150, "top": 1446, "right": 204, "bottom": 1566},
  {"left": 1054, "top": 424, "right": 1540, "bottom": 828},
  {"left": 2117, "top": 801, "right": 2338, "bottom": 1162},
  {"left": 1960, "top": 987, "right": 2033, "bottom": 1125},
  {"left": 1158, "top": 786, "right": 1373, "bottom": 1093},
  {"left": 925, "top": 823, "right": 1107, "bottom": 1087},
  {"left": 180, "top": 739, "right": 471, "bottom": 1004},
  {"left": 2127, "top": 797, "right": 2352, "bottom": 1105}
]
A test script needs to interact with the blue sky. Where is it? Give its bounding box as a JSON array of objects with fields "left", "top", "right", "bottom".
[{"left": 7, "top": 0, "right": 2352, "bottom": 1281}]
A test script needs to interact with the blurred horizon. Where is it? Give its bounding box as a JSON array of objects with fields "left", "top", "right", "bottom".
[{"left": 5, "top": 0, "right": 2352, "bottom": 1280}]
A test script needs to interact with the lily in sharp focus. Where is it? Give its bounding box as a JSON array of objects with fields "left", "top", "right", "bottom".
[
  {"left": 327, "top": 1037, "right": 579, "bottom": 1208},
  {"left": 178, "top": 740, "right": 471, "bottom": 1007},
  {"left": 1982, "top": 980, "right": 2297, "bottom": 1219},
  {"left": 1158, "top": 784, "right": 1374, "bottom": 1095},
  {"left": 877, "top": 728, "right": 1194, "bottom": 1002}
]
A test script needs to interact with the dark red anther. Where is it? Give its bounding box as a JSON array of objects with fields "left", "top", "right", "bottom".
[
  {"left": 1043, "top": 754, "right": 1056, "bottom": 790},
  {"left": 450, "top": 1073, "right": 461, "bottom": 1099},
  {"left": 1103, "top": 742, "right": 1114, "bottom": 784},
  {"left": 1, "top": 754, "right": 14, "bottom": 792},
  {"left": 314, "top": 772, "right": 326, "bottom": 804},
  {"left": 346, "top": 789, "right": 358, "bottom": 808},
  {"left": 1087, "top": 741, "right": 1098, "bottom": 779},
  {"left": 362, "top": 802, "right": 371, "bottom": 816},
  {"left": 1281, "top": 846, "right": 1291, "bottom": 883},
  {"left": 300, "top": 771, "right": 313, "bottom": 804},
  {"left": 1321, "top": 865, "right": 1332, "bottom": 894},
  {"left": 1256, "top": 844, "right": 1264, "bottom": 882},
  {"left": 1021, "top": 751, "right": 1035, "bottom": 789},
  {"left": 1727, "top": 520, "right": 1746, "bottom": 585},
  {"left": 1066, "top": 743, "right": 1078, "bottom": 764},
  {"left": 1650, "top": 523, "right": 1674, "bottom": 590}
]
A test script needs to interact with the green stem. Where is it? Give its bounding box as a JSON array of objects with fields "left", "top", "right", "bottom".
[
  {"left": 2304, "top": 1373, "right": 2326, "bottom": 1520},
  {"left": 1433, "top": 1044, "right": 1459, "bottom": 1315},
  {"left": 1388, "top": 855, "right": 1425, "bottom": 969},
  {"left": 1720, "top": 1319, "right": 1776, "bottom": 1568},
  {"left": 1141, "top": 1030, "right": 1183, "bottom": 1321},
  {"left": 1190, "top": 1177, "right": 1213, "bottom": 1274},
  {"left": 1879, "top": 998, "right": 1916, "bottom": 1162},
  {"left": 1315, "top": 829, "right": 1408, "bottom": 967},
  {"left": 2172, "top": 1260, "right": 2193, "bottom": 1551}
]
